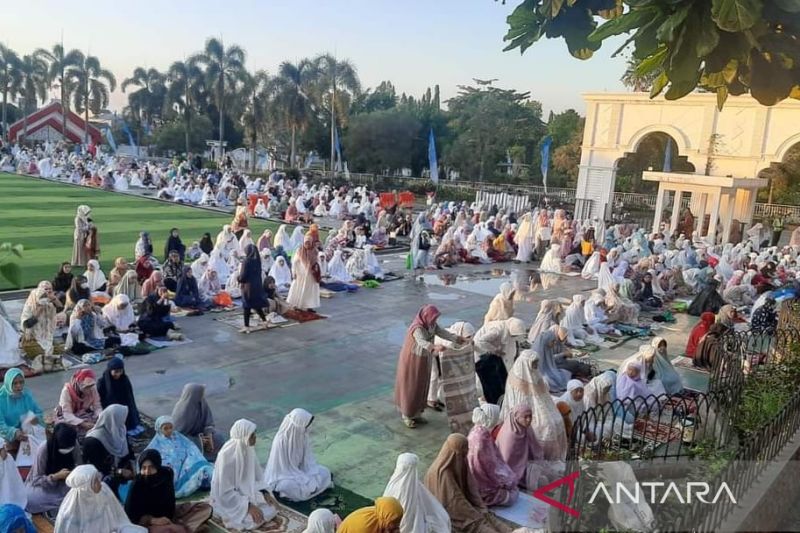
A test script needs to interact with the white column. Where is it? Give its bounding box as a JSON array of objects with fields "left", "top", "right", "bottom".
[
  {"left": 706, "top": 192, "right": 721, "bottom": 244},
  {"left": 670, "top": 189, "right": 682, "bottom": 234},
  {"left": 720, "top": 192, "right": 733, "bottom": 244},
  {"left": 694, "top": 192, "right": 707, "bottom": 238},
  {"left": 652, "top": 186, "right": 666, "bottom": 234}
]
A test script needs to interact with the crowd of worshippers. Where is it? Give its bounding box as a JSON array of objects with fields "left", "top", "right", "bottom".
[
  {"left": 0, "top": 345, "right": 640, "bottom": 533},
  {"left": 0, "top": 197, "right": 417, "bottom": 375},
  {"left": 2, "top": 140, "right": 419, "bottom": 236},
  {"left": 0, "top": 362, "right": 345, "bottom": 532}
]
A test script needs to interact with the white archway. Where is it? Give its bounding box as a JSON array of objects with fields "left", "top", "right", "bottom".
[{"left": 576, "top": 92, "right": 800, "bottom": 220}]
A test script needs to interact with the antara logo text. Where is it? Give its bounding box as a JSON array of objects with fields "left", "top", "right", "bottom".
[
  {"left": 531, "top": 472, "right": 737, "bottom": 517},
  {"left": 589, "top": 481, "right": 737, "bottom": 505}
]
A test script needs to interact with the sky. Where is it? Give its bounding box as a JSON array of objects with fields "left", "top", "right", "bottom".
[{"left": 1, "top": 0, "right": 629, "bottom": 116}]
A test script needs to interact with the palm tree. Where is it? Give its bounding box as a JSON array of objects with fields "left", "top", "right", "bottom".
[
  {"left": 167, "top": 59, "right": 204, "bottom": 154},
  {"left": 195, "top": 37, "right": 246, "bottom": 161},
  {"left": 240, "top": 70, "right": 271, "bottom": 171},
  {"left": 67, "top": 52, "right": 116, "bottom": 144},
  {"left": 313, "top": 54, "right": 360, "bottom": 169},
  {"left": 121, "top": 67, "right": 167, "bottom": 128},
  {"left": 16, "top": 54, "right": 48, "bottom": 141},
  {"left": 35, "top": 44, "right": 82, "bottom": 138},
  {"left": 0, "top": 44, "right": 19, "bottom": 142},
  {"left": 272, "top": 59, "right": 315, "bottom": 167}
]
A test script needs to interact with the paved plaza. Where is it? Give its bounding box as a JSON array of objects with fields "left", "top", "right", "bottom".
[{"left": 6, "top": 254, "right": 704, "bottom": 504}]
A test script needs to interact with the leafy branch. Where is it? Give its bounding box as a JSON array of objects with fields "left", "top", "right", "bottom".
[{"left": 499, "top": 0, "right": 800, "bottom": 108}]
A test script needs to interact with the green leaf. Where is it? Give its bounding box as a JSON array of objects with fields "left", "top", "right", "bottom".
[
  {"left": 656, "top": 4, "right": 692, "bottom": 42},
  {"left": 749, "top": 50, "right": 795, "bottom": 105},
  {"left": 695, "top": 6, "right": 720, "bottom": 56},
  {"left": 635, "top": 46, "right": 668, "bottom": 75},
  {"left": 716, "top": 86, "right": 729, "bottom": 110},
  {"left": 650, "top": 71, "right": 669, "bottom": 97},
  {"left": 711, "top": 0, "right": 763, "bottom": 32},
  {"left": 589, "top": 8, "right": 656, "bottom": 42},
  {"left": 664, "top": 73, "right": 701, "bottom": 99},
  {"left": 667, "top": 15, "right": 703, "bottom": 82},
  {"left": 0, "top": 263, "right": 22, "bottom": 289}
]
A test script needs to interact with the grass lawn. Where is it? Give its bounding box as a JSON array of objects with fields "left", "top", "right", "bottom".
[{"left": 0, "top": 173, "right": 280, "bottom": 290}]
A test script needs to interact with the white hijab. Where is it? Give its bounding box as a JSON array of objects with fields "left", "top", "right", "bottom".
[
  {"left": 288, "top": 226, "right": 305, "bottom": 253},
  {"left": 84, "top": 260, "right": 107, "bottom": 292},
  {"left": 302, "top": 509, "right": 337, "bottom": 533},
  {"left": 191, "top": 253, "right": 210, "bottom": 279},
  {"left": 263, "top": 408, "right": 332, "bottom": 501},
  {"left": 238, "top": 229, "right": 255, "bottom": 256},
  {"left": 86, "top": 404, "right": 129, "bottom": 458},
  {"left": 102, "top": 294, "right": 135, "bottom": 331},
  {"left": 55, "top": 464, "right": 143, "bottom": 533},
  {"left": 0, "top": 437, "right": 26, "bottom": 510},
  {"left": 211, "top": 419, "right": 273, "bottom": 530},
  {"left": 327, "top": 250, "right": 352, "bottom": 283},
  {"left": 561, "top": 294, "right": 586, "bottom": 332},
  {"left": 558, "top": 379, "right": 586, "bottom": 423},
  {"left": 383, "top": 453, "right": 451, "bottom": 533},
  {"left": 269, "top": 256, "right": 292, "bottom": 287},
  {"left": 274, "top": 225, "right": 290, "bottom": 249}
]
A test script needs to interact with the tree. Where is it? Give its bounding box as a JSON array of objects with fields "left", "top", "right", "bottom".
[
  {"left": 16, "top": 54, "right": 48, "bottom": 141},
  {"left": 152, "top": 114, "right": 213, "bottom": 154},
  {"left": 35, "top": 44, "right": 82, "bottom": 138},
  {"left": 121, "top": 67, "right": 167, "bottom": 129},
  {"left": 552, "top": 129, "right": 583, "bottom": 187},
  {"left": 272, "top": 59, "right": 316, "bottom": 167},
  {"left": 195, "top": 38, "right": 246, "bottom": 159},
  {"left": 547, "top": 109, "right": 582, "bottom": 148},
  {"left": 759, "top": 143, "right": 800, "bottom": 205},
  {"left": 615, "top": 132, "right": 694, "bottom": 192},
  {"left": 0, "top": 44, "right": 19, "bottom": 141},
  {"left": 342, "top": 109, "right": 421, "bottom": 173},
  {"left": 312, "top": 54, "right": 361, "bottom": 168},
  {"left": 621, "top": 56, "right": 661, "bottom": 92},
  {"left": 500, "top": 0, "right": 800, "bottom": 108},
  {"left": 67, "top": 53, "right": 116, "bottom": 143},
  {"left": 446, "top": 82, "right": 545, "bottom": 181},
  {"left": 352, "top": 81, "right": 397, "bottom": 114},
  {"left": 240, "top": 70, "right": 271, "bottom": 171},
  {"left": 166, "top": 59, "right": 205, "bottom": 154}
]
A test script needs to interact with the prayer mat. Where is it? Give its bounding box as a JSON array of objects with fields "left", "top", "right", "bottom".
[
  {"left": 0, "top": 364, "right": 40, "bottom": 380},
  {"left": 439, "top": 343, "right": 480, "bottom": 435},
  {"left": 632, "top": 417, "right": 683, "bottom": 445},
  {"left": 276, "top": 485, "right": 372, "bottom": 521},
  {"left": 671, "top": 356, "right": 709, "bottom": 374},
  {"left": 213, "top": 312, "right": 300, "bottom": 331},
  {"left": 282, "top": 309, "right": 327, "bottom": 323},
  {"left": 145, "top": 336, "right": 194, "bottom": 348},
  {"left": 204, "top": 493, "right": 308, "bottom": 532},
  {"left": 492, "top": 492, "right": 549, "bottom": 529},
  {"left": 31, "top": 515, "right": 54, "bottom": 533},
  {"left": 379, "top": 272, "right": 405, "bottom": 282}
]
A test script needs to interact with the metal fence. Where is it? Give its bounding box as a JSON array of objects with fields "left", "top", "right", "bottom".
[
  {"left": 569, "top": 391, "right": 734, "bottom": 464},
  {"left": 317, "top": 171, "right": 800, "bottom": 222},
  {"left": 560, "top": 326, "right": 800, "bottom": 532}
]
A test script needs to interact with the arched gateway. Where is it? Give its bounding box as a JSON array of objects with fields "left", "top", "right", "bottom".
[{"left": 576, "top": 92, "right": 800, "bottom": 240}]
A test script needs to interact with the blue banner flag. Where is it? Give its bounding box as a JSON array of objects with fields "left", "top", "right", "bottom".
[
  {"left": 428, "top": 128, "right": 439, "bottom": 184},
  {"left": 540, "top": 135, "right": 552, "bottom": 193},
  {"left": 120, "top": 120, "right": 136, "bottom": 148},
  {"left": 103, "top": 128, "right": 117, "bottom": 152}
]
